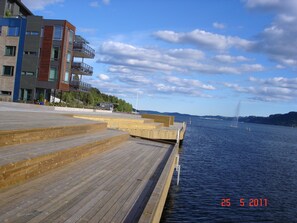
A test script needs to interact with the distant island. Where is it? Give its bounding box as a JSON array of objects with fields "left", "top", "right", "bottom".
[
  {"left": 239, "top": 112, "right": 297, "bottom": 127},
  {"left": 140, "top": 110, "right": 297, "bottom": 128}
]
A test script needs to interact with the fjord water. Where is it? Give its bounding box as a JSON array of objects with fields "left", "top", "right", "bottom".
[{"left": 161, "top": 116, "right": 297, "bottom": 222}]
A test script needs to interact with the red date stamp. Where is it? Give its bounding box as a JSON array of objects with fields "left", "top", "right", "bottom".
[{"left": 221, "top": 198, "right": 268, "bottom": 207}]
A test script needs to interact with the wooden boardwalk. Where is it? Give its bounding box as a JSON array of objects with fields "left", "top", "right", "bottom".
[
  {"left": 0, "top": 102, "right": 181, "bottom": 222},
  {"left": 0, "top": 138, "right": 172, "bottom": 222}
]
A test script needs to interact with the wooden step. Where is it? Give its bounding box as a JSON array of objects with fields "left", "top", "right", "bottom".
[
  {"left": 0, "top": 111, "right": 107, "bottom": 147},
  {"left": 0, "top": 138, "right": 173, "bottom": 223},
  {"left": 0, "top": 123, "right": 107, "bottom": 147},
  {"left": 72, "top": 115, "right": 164, "bottom": 130},
  {"left": 0, "top": 130, "right": 129, "bottom": 189}
]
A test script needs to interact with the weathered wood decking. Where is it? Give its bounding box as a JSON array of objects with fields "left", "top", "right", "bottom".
[
  {"left": 0, "top": 102, "right": 183, "bottom": 222},
  {"left": 0, "top": 138, "right": 173, "bottom": 222}
]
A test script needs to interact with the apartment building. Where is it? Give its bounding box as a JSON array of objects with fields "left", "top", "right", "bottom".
[
  {"left": 20, "top": 19, "right": 76, "bottom": 102},
  {"left": 0, "top": 0, "right": 95, "bottom": 102},
  {"left": 0, "top": 0, "right": 32, "bottom": 17},
  {"left": 0, "top": 0, "right": 32, "bottom": 101},
  {"left": 0, "top": 17, "right": 27, "bottom": 101}
]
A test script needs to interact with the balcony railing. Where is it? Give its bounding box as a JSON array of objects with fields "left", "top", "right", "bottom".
[
  {"left": 73, "top": 42, "right": 95, "bottom": 59},
  {"left": 72, "top": 62, "right": 93, "bottom": 76},
  {"left": 70, "top": 80, "right": 91, "bottom": 92}
]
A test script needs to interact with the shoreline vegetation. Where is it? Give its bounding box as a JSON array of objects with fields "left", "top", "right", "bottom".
[
  {"left": 24, "top": 87, "right": 133, "bottom": 113},
  {"left": 141, "top": 110, "right": 297, "bottom": 128}
]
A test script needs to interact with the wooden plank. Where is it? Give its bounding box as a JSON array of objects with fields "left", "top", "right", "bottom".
[
  {"left": 36, "top": 144, "right": 143, "bottom": 222},
  {"left": 0, "top": 139, "right": 173, "bottom": 223},
  {"left": 108, "top": 146, "right": 169, "bottom": 223},
  {"left": 24, "top": 142, "right": 147, "bottom": 222},
  {"left": 0, "top": 131, "right": 129, "bottom": 189},
  {"left": 139, "top": 144, "right": 178, "bottom": 223},
  {"left": 141, "top": 114, "right": 174, "bottom": 127},
  {"left": 0, "top": 142, "right": 137, "bottom": 219}
]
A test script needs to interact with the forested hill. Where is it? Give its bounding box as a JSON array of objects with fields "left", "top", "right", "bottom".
[
  {"left": 239, "top": 112, "right": 297, "bottom": 127},
  {"left": 58, "top": 88, "right": 133, "bottom": 112},
  {"left": 140, "top": 110, "right": 297, "bottom": 127}
]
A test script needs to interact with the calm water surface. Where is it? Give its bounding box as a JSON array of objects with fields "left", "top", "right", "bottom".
[{"left": 161, "top": 117, "right": 297, "bottom": 222}]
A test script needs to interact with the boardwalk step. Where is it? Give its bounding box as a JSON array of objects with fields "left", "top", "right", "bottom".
[
  {"left": 0, "top": 138, "right": 172, "bottom": 223},
  {"left": 0, "top": 123, "right": 107, "bottom": 147},
  {"left": 0, "top": 111, "right": 107, "bottom": 147},
  {"left": 0, "top": 130, "right": 129, "bottom": 189},
  {"left": 72, "top": 115, "right": 164, "bottom": 130}
]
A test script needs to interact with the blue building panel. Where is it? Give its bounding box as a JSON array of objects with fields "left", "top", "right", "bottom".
[
  {"left": 13, "top": 18, "right": 26, "bottom": 102},
  {"left": 0, "top": 17, "right": 27, "bottom": 101}
]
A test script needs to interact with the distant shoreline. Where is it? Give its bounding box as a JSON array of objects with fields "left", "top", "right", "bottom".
[{"left": 140, "top": 110, "right": 297, "bottom": 128}]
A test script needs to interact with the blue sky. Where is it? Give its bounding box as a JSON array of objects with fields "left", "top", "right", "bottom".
[{"left": 23, "top": 0, "right": 297, "bottom": 116}]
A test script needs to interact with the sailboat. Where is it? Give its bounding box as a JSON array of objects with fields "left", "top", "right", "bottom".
[{"left": 230, "top": 101, "right": 241, "bottom": 128}]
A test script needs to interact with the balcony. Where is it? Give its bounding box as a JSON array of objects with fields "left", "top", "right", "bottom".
[
  {"left": 72, "top": 62, "right": 93, "bottom": 76},
  {"left": 73, "top": 42, "right": 95, "bottom": 59},
  {"left": 70, "top": 80, "right": 91, "bottom": 92}
]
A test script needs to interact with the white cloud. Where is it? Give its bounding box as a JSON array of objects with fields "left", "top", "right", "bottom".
[
  {"left": 213, "top": 22, "right": 225, "bottom": 29},
  {"left": 154, "top": 29, "right": 253, "bottom": 51},
  {"left": 224, "top": 76, "right": 297, "bottom": 102},
  {"left": 276, "top": 64, "right": 285, "bottom": 69},
  {"left": 245, "top": 0, "right": 281, "bottom": 9},
  {"left": 249, "top": 76, "right": 297, "bottom": 89},
  {"left": 245, "top": 0, "right": 297, "bottom": 69},
  {"left": 154, "top": 83, "right": 212, "bottom": 98},
  {"left": 98, "top": 74, "right": 110, "bottom": 81},
  {"left": 165, "top": 76, "right": 215, "bottom": 90},
  {"left": 89, "top": 1, "right": 99, "bottom": 7},
  {"left": 214, "top": 55, "right": 250, "bottom": 63},
  {"left": 119, "top": 74, "right": 152, "bottom": 85},
  {"left": 22, "top": 0, "right": 64, "bottom": 10},
  {"left": 167, "top": 49, "right": 205, "bottom": 60},
  {"left": 102, "top": 0, "right": 110, "bottom": 5},
  {"left": 97, "top": 41, "right": 261, "bottom": 75},
  {"left": 241, "top": 64, "right": 265, "bottom": 72},
  {"left": 245, "top": 0, "right": 297, "bottom": 14}
]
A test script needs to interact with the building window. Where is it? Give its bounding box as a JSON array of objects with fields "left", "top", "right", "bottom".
[
  {"left": 51, "top": 47, "right": 59, "bottom": 61},
  {"left": 5, "top": 46, "right": 16, "bottom": 56},
  {"left": 6, "top": 1, "right": 13, "bottom": 11},
  {"left": 68, "top": 30, "right": 74, "bottom": 44},
  {"left": 0, "top": 91, "right": 12, "bottom": 96},
  {"left": 20, "top": 89, "right": 32, "bottom": 101},
  {"left": 26, "top": 31, "right": 39, "bottom": 36},
  {"left": 49, "top": 68, "right": 57, "bottom": 81},
  {"left": 67, "top": 52, "right": 72, "bottom": 62},
  {"left": 2, "top": 66, "right": 14, "bottom": 76},
  {"left": 53, "top": 26, "right": 63, "bottom": 40},
  {"left": 41, "top": 27, "right": 44, "bottom": 37},
  {"left": 64, "top": 71, "right": 69, "bottom": 82},
  {"left": 7, "top": 27, "right": 19, "bottom": 36},
  {"left": 21, "top": 71, "right": 35, "bottom": 76},
  {"left": 24, "top": 51, "right": 38, "bottom": 56}
]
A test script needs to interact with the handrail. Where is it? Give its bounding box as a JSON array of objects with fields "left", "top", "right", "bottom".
[
  {"left": 73, "top": 42, "right": 95, "bottom": 57},
  {"left": 72, "top": 62, "right": 93, "bottom": 75}
]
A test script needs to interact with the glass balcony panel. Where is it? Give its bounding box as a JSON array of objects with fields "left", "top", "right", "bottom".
[
  {"left": 73, "top": 42, "right": 95, "bottom": 58},
  {"left": 72, "top": 62, "right": 93, "bottom": 76},
  {"left": 70, "top": 80, "right": 91, "bottom": 92}
]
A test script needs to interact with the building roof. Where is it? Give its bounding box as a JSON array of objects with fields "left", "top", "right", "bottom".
[{"left": 15, "top": 0, "right": 33, "bottom": 16}]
